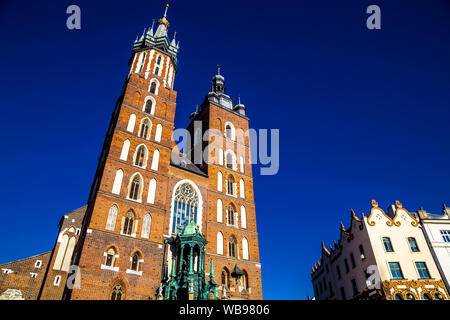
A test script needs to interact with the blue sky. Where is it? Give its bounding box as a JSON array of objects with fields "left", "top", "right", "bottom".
[{"left": 0, "top": 0, "right": 449, "bottom": 300}]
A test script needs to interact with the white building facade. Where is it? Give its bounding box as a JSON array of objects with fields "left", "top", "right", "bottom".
[
  {"left": 311, "top": 200, "right": 449, "bottom": 300},
  {"left": 417, "top": 205, "right": 450, "bottom": 293}
]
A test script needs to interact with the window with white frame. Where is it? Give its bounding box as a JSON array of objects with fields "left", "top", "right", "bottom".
[
  {"left": 441, "top": 230, "right": 450, "bottom": 243},
  {"left": 144, "top": 97, "right": 154, "bottom": 114},
  {"left": 30, "top": 273, "right": 38, "bottom": 278},
  {"left": 130, "top": 252, "right": 142, "bottom": 271},
  {"left": 138, "top": 118, "right": 152, "bottom": 140},
  {"left": 34, "top": 260, "right": 42, "bottom": 268},
  {"left": 122, "top": 211, "right": 135, "bottom": 236},
  {"left": 228, "top": 236, "right": 237, "bottom": 258},
  {"left": 128, "top": 174, "right": 143, "bottom": 201},
  {"left": 105, "top": 247, "right": 116, "bottom": 268},
  {"left": 149, "top": 79, "right": 159, "bottom": 95},
  {"left": 134, "top": 145, "right": 148, "bottom": 168},
  {"left": 226, "top": 175, "right": 236, "bottom": 196},
  {"left": 226, "top": 204, "right": 237, "bottom": 227},
  {"left": 225, "top": 150, "right": 237, "bottom": 170},
  {"left": 171, "top": 182, "right": 200, "bottom": 234},
  {"left": 224, "top": 122, "right": 236, "bottom": 141}
]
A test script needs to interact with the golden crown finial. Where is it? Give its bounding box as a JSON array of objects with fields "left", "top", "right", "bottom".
[{"left": 158, "top": 2, "right": 170, "bottom": 27}]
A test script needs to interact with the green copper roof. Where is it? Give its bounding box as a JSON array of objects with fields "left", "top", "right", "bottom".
[{"left": 181, "top": 219, "right": 198, "bottom": 236}]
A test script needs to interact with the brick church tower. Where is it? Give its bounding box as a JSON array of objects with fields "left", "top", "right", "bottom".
[{"left": 60, "top": 3, "right": 262, "bottom": 300}]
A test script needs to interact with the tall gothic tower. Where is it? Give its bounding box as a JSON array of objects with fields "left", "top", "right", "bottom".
[{"left": 62, "top": 4, "right": 262, "bottom": 300}]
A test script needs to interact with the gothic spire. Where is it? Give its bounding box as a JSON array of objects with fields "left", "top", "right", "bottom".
[{"left": 155, "top": 3, "right": 170, "bottom": 37}]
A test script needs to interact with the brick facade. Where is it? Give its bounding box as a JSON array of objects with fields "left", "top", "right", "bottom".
[{"left": 1, "top": 7, "right": 262, "bottom": 300}]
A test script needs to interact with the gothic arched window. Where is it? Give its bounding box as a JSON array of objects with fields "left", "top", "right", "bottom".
[
  {"left": 131, "top": 252, "right": 141, "bottom": 271},
  {"left": 111, "top": 283, "right": 124, "bottom": 300},
  {"left": 123, "top": 211, "right": 135, "bottom": 235},
  {"left": 228, "top": 236, "right": 237, "bottom": 258},
  {"left": 226, "top": 175, "right": 235, "bottom": 196},
  {"left": 150, "top": 81, "right": 157, "bottom": 94},
  {"left": 144, "top": 99, "right": 153, "bottom": 114},
  {"left": 105, "top": 247, "right": 116, "bottom": 267},
  {"left": 129, "top": 175, "right": 142, "bottom": 200},
  {"left": 172, "top": 182, "right": 199, "bottom": 234},
  {"left": 225, "top": 125, "right": 232, "bottom": 139},
  {"left": 221, "top": 268, "right": 230, "bottom": 296},
  {"left": 227, "top": 204, "right": 236, "bottom": 226},
  {"left": 226, "top": 152, "right": 234, "bottom": 170},
  {"left": 224, "top": 122, "right": 235, "bottom": 140},
  {"left": 135, "top": 146, "right": 147, "bottom": 167},
  {"left": 139, "top": 118, "right": 151, "bottom": 139}
]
